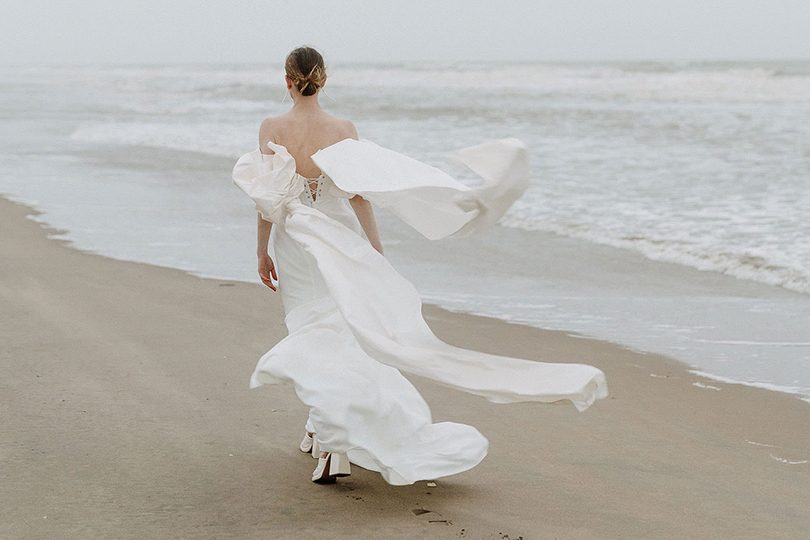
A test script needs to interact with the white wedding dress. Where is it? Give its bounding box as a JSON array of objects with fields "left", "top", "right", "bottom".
[{"left": 232, "top": 137, "right": 608, "bottom": 485}]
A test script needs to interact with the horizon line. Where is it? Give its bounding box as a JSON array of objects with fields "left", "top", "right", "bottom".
[{"left": 2, "top": 57, "right": 810, "bottom": 68}]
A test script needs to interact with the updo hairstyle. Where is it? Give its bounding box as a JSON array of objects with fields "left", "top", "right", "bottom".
[{"left": 285, "top": 46, "right": 326, "bottom": 96}]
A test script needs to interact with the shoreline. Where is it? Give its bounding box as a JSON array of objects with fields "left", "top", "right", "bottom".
[
  {"left": 2, "top": 195, "right": 810, "bottom": 538},
  {"left": 15, "top": 180, "right": 810, "bottom": 404},
  {"left": 12, "top": 183, "right": 810, "bottom": 406}
]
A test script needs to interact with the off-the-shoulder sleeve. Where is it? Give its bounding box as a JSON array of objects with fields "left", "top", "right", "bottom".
[
  {"left": 311, "top": 138, "right": 529, "bottom": 240},
  {"left": 232, "top": 144, "right": 304, "bottom": 223}
]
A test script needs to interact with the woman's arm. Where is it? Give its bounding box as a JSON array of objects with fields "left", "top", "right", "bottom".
[
  {"left": 343, "top": 120, "right": 383, "bottom": 256},
  {"left": 349, "top": 195, "right": 384, "bottom": 255},
  {"left": 257, "top": 213, "right": 272, "bottom": 257},
  {"left": 257, "top": 214, "right": 277, "bottom": 290},
  {"left": 256, "top": 118, "right": 279, "bottom": 290}
]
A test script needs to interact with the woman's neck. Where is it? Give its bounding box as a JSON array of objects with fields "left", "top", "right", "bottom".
[{"left": 291, "top": 94, "right": 321, "bottom": 113}]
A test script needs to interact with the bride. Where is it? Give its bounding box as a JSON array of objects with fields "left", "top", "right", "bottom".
[{"left": 232, "top": 46, "right": 608, "bottom": 485}]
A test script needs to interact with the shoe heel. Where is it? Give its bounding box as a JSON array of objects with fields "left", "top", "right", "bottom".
[
  {"left": 311, "top": 435, "right": 320, "bottom": 459},
  {"left": 328, "top": 452, "right": 351, "bottom": 477}
]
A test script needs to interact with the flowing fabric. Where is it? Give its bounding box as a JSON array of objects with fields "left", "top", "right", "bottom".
[{"left": 232, "top": 138, "right": 607, "bottom": 485}]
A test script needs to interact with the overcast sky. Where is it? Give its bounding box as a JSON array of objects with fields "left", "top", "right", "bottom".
[{"left": 3, "top": 0, "right": 809, "bottom": 64}]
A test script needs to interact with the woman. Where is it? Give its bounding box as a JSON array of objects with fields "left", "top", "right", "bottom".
[{"left": 233, "top": 46, "right": 608, "bottom": 485}]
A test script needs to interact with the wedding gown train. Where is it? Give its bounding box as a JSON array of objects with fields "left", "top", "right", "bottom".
[{"left": 232, "top": 137, "right": 607, "bottom": 485}]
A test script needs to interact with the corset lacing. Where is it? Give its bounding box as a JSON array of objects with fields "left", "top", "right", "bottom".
[{"left": 299, "top": 174, "right": 326, "bottom": 205}]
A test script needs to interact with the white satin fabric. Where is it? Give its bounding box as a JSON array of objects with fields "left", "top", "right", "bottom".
[{"left": 232, "top": 138, "right": 607, "bottom": 485}]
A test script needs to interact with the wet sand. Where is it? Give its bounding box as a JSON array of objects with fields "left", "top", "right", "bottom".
[{"left": 2, "top": 197, "right": 809, "bottom": 539}]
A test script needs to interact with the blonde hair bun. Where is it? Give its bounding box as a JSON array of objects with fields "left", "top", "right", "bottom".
[{"left": 285, "top": 46, "right": 327, "bottom": 96}]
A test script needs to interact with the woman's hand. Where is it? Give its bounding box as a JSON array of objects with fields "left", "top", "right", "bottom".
[{"left": 258, "top": 253, "right": 278, "bottom": 291}]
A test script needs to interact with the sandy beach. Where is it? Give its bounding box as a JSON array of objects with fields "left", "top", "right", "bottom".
[{"left": 2, "top": 195, "right": 809, "bottom": 539}]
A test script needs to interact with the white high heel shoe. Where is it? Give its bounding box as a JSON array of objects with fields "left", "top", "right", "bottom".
[
  {"left": 311, "top": 452, "right": 351, "bottom": 484},
  {"left": 299, "top": 431, "right": 321, "bottom": 458},
  {"left": 298, "top": 431, "right": 318, "bottom": 457},
  {"left": 299, "top": 431, "right": 314, "bottom": 453}
]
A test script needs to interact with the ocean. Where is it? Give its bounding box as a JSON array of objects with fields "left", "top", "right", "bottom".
[{"left": 1, "top": 61, "right": 809, "bottom": 401}]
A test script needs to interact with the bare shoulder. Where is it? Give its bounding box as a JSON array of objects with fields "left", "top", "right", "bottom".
[
  {"left": 259, "top": 115, "right": 283, "bottom": 140},
  {"left": 317, "top": 111, "right": 357, "bottom": 140},
  {"left": 338, "top": 118, "right": 358, "bottom": 139}
]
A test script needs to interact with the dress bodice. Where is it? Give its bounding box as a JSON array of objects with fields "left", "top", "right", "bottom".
[
  {"left": 294, "top": 173, "right": 353, "bottom": 207},
  {"left": 291, "top": 172, "right": 362, "bottom": 234}
]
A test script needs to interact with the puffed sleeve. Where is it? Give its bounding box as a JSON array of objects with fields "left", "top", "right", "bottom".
[{"left": 232, "top": 145, "right": 304, "bottom": 224}]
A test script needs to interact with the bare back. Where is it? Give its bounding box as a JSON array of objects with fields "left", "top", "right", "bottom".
[{"left": 259, "top": 109, "right": 357, "bottom": 179}]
